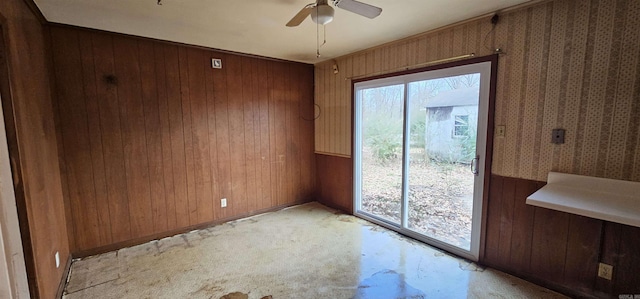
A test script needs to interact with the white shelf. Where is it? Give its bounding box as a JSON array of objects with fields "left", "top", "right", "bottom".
[{"left": 526, "top": 172, "right": 640, "bottom": 228}]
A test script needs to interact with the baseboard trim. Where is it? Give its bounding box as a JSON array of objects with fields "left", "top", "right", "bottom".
[
  {"left": 317, "top": 200, "right": 351, "bottom": 215},
  {"left": 480, "top": 259, "right": 598, "bottom": 298},
  {"left": 71, "top": 200, "right": 312, "bottom": 258},
  {"left": 56, "top": 254, "right": 72, "bottom": 299}
]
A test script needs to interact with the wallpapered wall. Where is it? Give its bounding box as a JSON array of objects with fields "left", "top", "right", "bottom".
[{"left": 314, "top": 0, "right": 640, "bottom": 182}]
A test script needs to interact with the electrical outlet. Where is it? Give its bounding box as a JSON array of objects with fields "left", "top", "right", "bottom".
[
  {"left": 496, "top": 125, "right": 506, "bottom": 137},
  {"left": 221, "top": 198, "right": 227, "bottom": 208},
  {"left": 55, "top": 251, "right": 60, "bottom": 268},
  {"left": 598, "top": 263, "right": 613, "bottom": 280}
]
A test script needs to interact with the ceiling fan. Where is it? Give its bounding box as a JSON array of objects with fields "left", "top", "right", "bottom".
[{"left": 286, "top": 0, "right": 382, "bottom": 27}]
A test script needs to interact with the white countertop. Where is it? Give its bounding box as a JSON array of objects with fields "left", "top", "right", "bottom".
[{"left": 526, "top": 172, "right": 640, "bottom": 228}]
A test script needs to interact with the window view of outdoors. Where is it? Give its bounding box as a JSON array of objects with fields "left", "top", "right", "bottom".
[
  {"left": 360, "top": 74, "right": 480, "bottom": 250},
  {"left": 360, "top": 84, "right": 404, "bottom": 224}
]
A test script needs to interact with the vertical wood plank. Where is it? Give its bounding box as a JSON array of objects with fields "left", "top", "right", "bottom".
[
  {"left": 613, "top": 224, "right": 640, "bottom": 294},
  {"left": 226, "top": 54, "right": 248, "bottom": 214},
  {"left": 563, "top": 215, "right": 602, "bottom": 292},
  {"left": 508, "top": 178, "right": 539, "bottom": 273},
  {"left": 250, "top": 58, "right": 265, "bottom": 210},
  {"left": 274, "top": 62, "right": 287, "bottom": 205},
  {"left": 178, "top": 47, "right": 198, "bottom": 225},
  {"left": 138, "top": 40, "right": 168, "bottom": 234},
  {"left": 78, "top": 30, "right": 112, "bottom": 246},
  {"left": 257, "top": 59, "right": 272, "bottom": 210},
  {"left": 497, "top": 177, "right": 516, "bottom": 267},
  {"left": 283, "top": 63, "right": 292, "bottom": 203},
  {"left": 291, "top": 64, "right": 303, "bottom": 201},
  {"left": 285, "top": 63, "right": 295, "bottom": 203},
  {"left": 484, "top": 174, "right": 503, "bottom": 265},
  {"left": 164, "top": 45, "right": 190, "bottom": 228},
  {"left": 241, "top": 56, "right": 258, "bottom": 212},
  {"left": 530, "top": 206, "right": 570, "bottom": 282},
  {"left": 187, "top": 48, "right": 214, "bottom": 223},
  {"left": 112, "top": 37, "right": 153, "bottom": 238},
  {"left": 268, "top": 61, "right": 278, "bottom": 208},
  {"left": 155, "top": 43, "right": 177, "bottom": 229}
]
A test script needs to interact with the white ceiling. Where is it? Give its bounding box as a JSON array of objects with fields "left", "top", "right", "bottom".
[{"left": 34, "top": 0, "right": 531, "bottom": 64}]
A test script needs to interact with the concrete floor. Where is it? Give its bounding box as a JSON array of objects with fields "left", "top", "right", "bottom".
[{"left": 63, "top": 202, "right": 567, "bottom": 299}]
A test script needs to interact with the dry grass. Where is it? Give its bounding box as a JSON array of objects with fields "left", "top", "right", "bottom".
[{"left": 360, "top": 148, "right": 474, "bottom": 249}]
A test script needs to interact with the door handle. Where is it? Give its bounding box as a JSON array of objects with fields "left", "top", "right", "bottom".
[{"left": 470, "top": 155, "right": 479, "bottom": 176}]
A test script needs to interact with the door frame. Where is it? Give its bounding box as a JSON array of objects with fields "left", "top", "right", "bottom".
[
  {"left": 0, "top": 19, "right": 36, "bottom": 298},
  {"left": 350, "top": 55, "right": 498, "bottom": 262}
]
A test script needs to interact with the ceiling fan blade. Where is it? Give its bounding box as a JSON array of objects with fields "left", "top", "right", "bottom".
[
  {"left": 334, "top": 0, "right": 382, "bottom": 19},
  {"left": 286, "top": 4, "right": 316, "bottom": 27}
]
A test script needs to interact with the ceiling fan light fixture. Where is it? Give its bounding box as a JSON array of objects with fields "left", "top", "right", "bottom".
[{"left": 311, "top": 4, "right": 334, "bottom": 25}]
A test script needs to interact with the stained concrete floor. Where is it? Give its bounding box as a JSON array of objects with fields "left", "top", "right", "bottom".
[{"left": 63, "top": 202, "right": 567, "bottom": 299}]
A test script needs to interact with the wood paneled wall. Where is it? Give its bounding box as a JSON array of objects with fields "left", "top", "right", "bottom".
[
  {"left": 315, "top": 0, "right": 640, "bottom": 184},
  {"left": 48, "top": 26, "right": 316, "bottom": 254},
  {"left": 484, "top": 174, "right": 640, "bottom": 298},
  {"left": 0, "top": 0, "right": 70, "bottom": 298},
  {"left": 316, "top": 154, "right": 353, "bottom": 213}
]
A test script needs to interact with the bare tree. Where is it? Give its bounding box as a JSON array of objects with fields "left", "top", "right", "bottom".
[
  {"left": 442, "top": 74, "right": 480, "bottom": 90},
  {"left": 362, "top": 85, "right": 404, "bottom": 119}
]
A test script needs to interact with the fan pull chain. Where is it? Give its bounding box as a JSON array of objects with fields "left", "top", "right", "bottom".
[
  {"left": 316, "top": 23, "right": 327, "bottom": 58},
  {"left": 322, "top": 25, "right": 327, "bottom": 48}
]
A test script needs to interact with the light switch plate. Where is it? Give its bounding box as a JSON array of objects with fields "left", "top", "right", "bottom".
[{"left": 598, "top": 262, "right": 613, "bottom": 280}]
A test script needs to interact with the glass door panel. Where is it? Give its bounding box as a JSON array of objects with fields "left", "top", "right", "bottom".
[
  {"left": 358, "top": 84, "right": 405, "bottom": 225},
  {"left": 354, "top": 59, "right": 493, "bottom": 261},
  {"left": 406, "top": 74, "right": 480, "bottom": 251}
]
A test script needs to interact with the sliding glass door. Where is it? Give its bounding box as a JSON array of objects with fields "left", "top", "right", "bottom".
[{"left": 354, "top": 59, "right": 494, "bottom": 260}]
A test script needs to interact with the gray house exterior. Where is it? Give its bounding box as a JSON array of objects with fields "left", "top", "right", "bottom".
[{"left": 424, "top": 87, "right": 479, "bottom": 163}]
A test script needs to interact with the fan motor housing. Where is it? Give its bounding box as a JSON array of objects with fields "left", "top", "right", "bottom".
[{"left": 311, "top": 4, "right": 335, "bottom": 25}]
